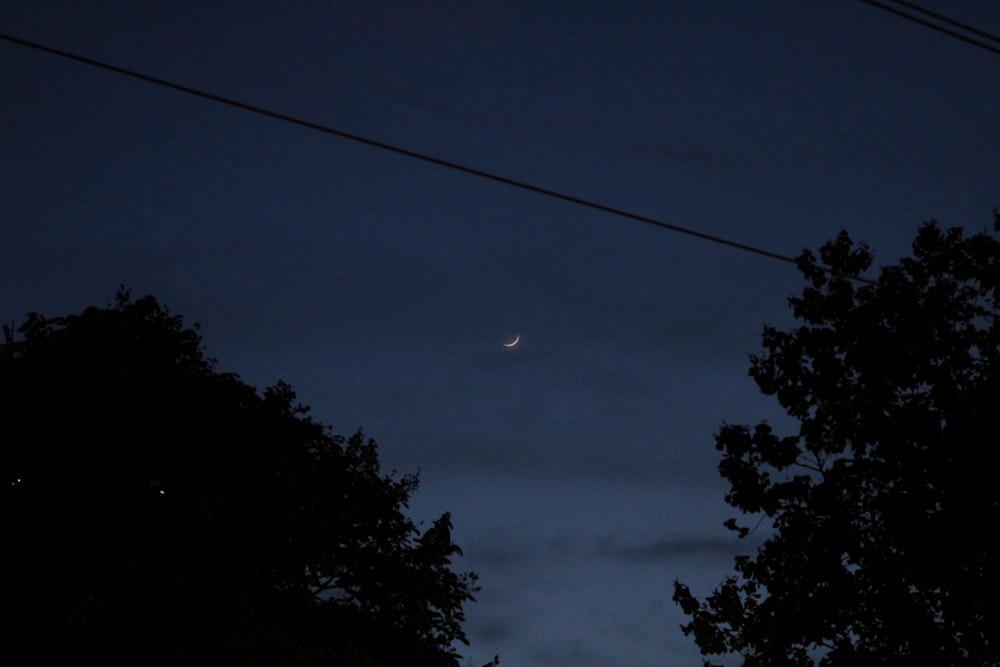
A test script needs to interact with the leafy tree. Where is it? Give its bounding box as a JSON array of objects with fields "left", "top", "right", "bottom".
[
  {"left": 1, "top": 289, "right": 481, "bottom": 667},
  {"left": 673, "top": 216, "right": 1000, "bottom": 666}
]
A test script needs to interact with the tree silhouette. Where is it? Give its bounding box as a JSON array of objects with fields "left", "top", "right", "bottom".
[
  {"left": 1, "top": 289, "right": 480, "bottom": 666},
  {"left": 673, "top": 216, "right": 1000, "bottom": 666}
]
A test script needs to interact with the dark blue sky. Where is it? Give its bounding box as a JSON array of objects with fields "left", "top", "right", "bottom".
[{"left": 3, "top": 2, "right": 999, "bottom": 665}]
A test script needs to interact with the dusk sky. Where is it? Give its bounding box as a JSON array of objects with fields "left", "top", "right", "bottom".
[{"left": 3, "top": 2, "right": 999, "bottom": 665}]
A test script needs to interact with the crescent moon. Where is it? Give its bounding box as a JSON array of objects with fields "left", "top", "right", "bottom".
[{"left": 503, "top": 334, "right": 520, "bottom": 348}]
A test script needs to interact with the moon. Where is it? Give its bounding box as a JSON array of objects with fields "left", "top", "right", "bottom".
[{"left": 503, "top": 334, "right": 520, "bottom": 348}]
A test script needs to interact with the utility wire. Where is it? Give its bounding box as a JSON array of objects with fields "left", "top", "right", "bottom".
[
  {"left": 888, "top": 0, "right": 1000, "bottom": 44},
  {"left": 0, "top": 30, "right": 876, "bottom": 285},
  {"left": 861, "top": 0, "right": 1000, "bottom": 55}
]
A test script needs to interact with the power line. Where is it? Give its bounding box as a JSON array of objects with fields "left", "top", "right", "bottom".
[
  {"left": 861, "top": 0, "right": 1000, "bottom": 55},
  {"left": 0, "top": 30, "right": 875, "bottom": 285},
  {"left": 888, "top": 0, "right": 1000, "bottom": 44}
]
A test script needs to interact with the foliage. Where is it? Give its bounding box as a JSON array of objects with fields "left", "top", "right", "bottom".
[
  {"left": 673, "top": 216, "right": 1000, "bottom": 666},
  {"left": 0, "top": 289, "right": 480, "bottom": 666}
]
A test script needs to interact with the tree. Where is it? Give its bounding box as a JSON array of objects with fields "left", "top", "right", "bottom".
[
  {"left": 673, "top": 216, "right": 1000, "bottom": 666},
  {"left": 1, "top": 289, "right": 481, "bottom": 666}
]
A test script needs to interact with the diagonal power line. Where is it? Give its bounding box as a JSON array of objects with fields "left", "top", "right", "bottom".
[
  {"left": 888, "top": 0, "right": 1000, "bottom": 44},
  {"left": 861, "top": 0, "right": 1000, "bottom": 55},
  {"left": 0, "top": 30, "right": 878, "bottom": 284}
]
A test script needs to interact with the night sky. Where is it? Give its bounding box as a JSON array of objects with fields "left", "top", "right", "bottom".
[{"left": 3, "top": 2, "right": 999, "bottom": 665}]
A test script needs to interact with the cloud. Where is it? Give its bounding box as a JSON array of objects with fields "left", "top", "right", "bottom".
[
  {"left": 463, "top": 529, "right": 758, "bottom": 570},
  {"left": 336, "top": 65, "right": 747, "bottom": 172},
  {"left": 471, "top": 616, "right": 517, "bottom": 644},
  {"left": 601, "top": 534, "right": 766, "bottom": 563},
  {"left": 533, "top": 639, "right": 619, "bottom": 667}
]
